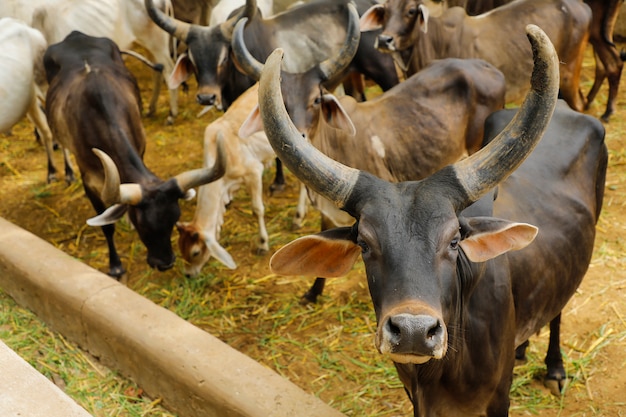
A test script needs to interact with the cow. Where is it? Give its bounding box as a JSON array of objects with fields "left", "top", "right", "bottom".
[
  {"left": 360, "top": 0, "right": 592, "bottom": 112},
  {"left": 176, "top": 82, "right": 308, "bottom": 277},
  {"left": 234, "top": 18, "right": 507, "bottom": 303},
  {"left": 258, "top": 25, "right": 607, "bottom": 416},
  {"left": 0, "top": 17, "right": 63, "bottom": 183},
  {"left": 43, "top": 31, "right": 227, "bottom": 278},
  {"left": 145, "top": 0, "right": 399, "bottom": 111},
  {"left": 425, "top": 0, "right": 625, "bottom": 122},
  {"left": 27, "top": 0, "right": 180, "bottom": 124}
]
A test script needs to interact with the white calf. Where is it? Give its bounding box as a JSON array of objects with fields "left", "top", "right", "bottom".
[{"left": 176, "top": 82, "right": 307, "bottom": 276}]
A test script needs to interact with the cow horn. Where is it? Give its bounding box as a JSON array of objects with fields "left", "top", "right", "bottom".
[
  {"left": 231, "top": 18, "right": 264, "bottom": 80},
  {"left": 92, "top": 148, "right": 143, "bottom": 206},
  {"left": 174, "top": 133, "right": 228, "bottom": 192},
  {"left": 451, "top": 24, "right": 559, "bottom": 205},
  {"left": 318, "top": 3, "right": 361, "bottom": 81},
  {"left": 259, "top": 49, "right": 359, "bottom": 207},
  {"left": 220, "top": 0, "right": 257, "bottom": 40},
  {"left": 145, "top": 0, "right": 192, "bottom": 42}
]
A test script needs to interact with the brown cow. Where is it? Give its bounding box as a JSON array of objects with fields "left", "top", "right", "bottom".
[
  {"left": 361, "top": 0, "right": 592, "bottom": 111},
  {"left": 428, "top": 0, "right": 625, "bottom": 121}
]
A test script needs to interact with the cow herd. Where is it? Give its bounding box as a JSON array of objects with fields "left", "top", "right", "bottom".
[{"left": 0, "top": 0, "right": 620, "bottom": 415}]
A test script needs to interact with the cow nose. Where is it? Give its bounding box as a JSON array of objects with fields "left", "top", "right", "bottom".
[
  {"left": 376, "top": 34, "right": 395, "bottom": 51},
  {"left": 196, "top": 93, "right": 216, "bottom": 106},
  {"left": 148, "top": 254, "right": 175, "bottom": 272},
  {"left": 384, "top": 314, "right": 446, "bottom": 358}
]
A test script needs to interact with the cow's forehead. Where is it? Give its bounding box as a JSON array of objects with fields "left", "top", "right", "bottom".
[{"left": 356, "top": 181, "right": 460, "bottom": 239}]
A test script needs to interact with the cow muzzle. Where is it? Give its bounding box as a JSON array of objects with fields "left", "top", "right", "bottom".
[
  {"left": 148, "top": 253, "right": 176, "bottom": 272},
  {"left": 377, "top": 312, "right": 447, "bottom": 364},
  {"left": 375, "top": 34, "right": 396, "bottom": 52}
]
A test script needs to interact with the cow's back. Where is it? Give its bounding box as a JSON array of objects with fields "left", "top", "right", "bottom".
[
  {"left": 329, "top": 57, "right": 505, "bottom": 181},
  {"left": 419, "top": 0, "right": 591, "bottom": 106},
  {"left": 484, "top": 100, "right": 607, "bottom": 345}
]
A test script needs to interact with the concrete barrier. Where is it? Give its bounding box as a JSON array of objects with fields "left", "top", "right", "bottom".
[
  {"left": 0, "top": 217, "right": 346, "bottom": 417},
  {"left": 0, "top": 340, "right": 93, "bottom": 417}
]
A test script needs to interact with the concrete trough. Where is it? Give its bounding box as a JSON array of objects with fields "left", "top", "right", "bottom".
[{"left": 0, "top": 217, "right": 346, "bottom": 417}]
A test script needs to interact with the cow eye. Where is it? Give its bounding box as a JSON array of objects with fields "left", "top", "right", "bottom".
[
  {"left": 313, "top": 96, "right": 322, "bottom": 106},
  {"left": 450, "top": 237, "right": 459, "bottom": 250},
  {"left": 357, "top": 238, "right": 369, "bottom": 254},
  {"left": 407, "top": 7, "right": 417, "bottom": 17}
]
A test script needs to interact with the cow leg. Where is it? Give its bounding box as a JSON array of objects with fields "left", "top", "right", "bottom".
[
  {"left": 585, "top": 51, "right": 606, "bottom": 112},
  {"left": 269, "top": 158, "right": 285, "bottom": 194},
  {"left": 591, "top": 43, "right": 624, "bottom": 123},
  {"left": 544, "top": 313, "right": 568, "bottom": 396},
  {"left": 300, "top": 214, "right": 334, "bottom": 304},
  {"left": 27, "top": 96, "right": 58, "bottom": 183},
  {"left": 61, "top": 147, "right": 76, "bottom": 184},
  {"left": 515, "top": 339, "right": 530, "bottom": 363},
  {"left": 292, "top": 183, "right": 308, "bottom": 230},
  {"left": 244, "top": 169, "right": 269, "bottom": 255},
  {"left": 147, "top": 69, "right": 162, "bottom": 119},
  {"left": 301, "top": 278, "right": 326, "bottom": 305},
  {"left": 84, "top": 188, "right": 125, "bottom": 279}
]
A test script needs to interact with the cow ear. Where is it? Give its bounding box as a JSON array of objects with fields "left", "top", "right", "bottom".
[
  {"left": 86, "top": 204, "right": 128, "bottom": 227},
  {"left": 417, "top": 4, "right": 430, "bottom": 34},
  {"left": 200, "top": 232, "right": 237, "bottom": 270},
  {"left": 459, "top": 217, "right": 538, "bottom": 263},
  {"left": 239, "top": 104, "right": 264, "bottom": 138},
  {"left": 360, "top": 5, "right": 385, "bottom": 32},
  {"left": 168, "top": 53, "right": 193, "bottom": 89},
  {"left": 270, "top": 227, "right": 361, "bottom": 278},
  {"left": 321, "top": 95, "right": 356, "bottom": 136}
]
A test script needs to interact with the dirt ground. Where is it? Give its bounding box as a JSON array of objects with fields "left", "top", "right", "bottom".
[{"left": 0, "top": 42, "right": 625, "bottom": 416}]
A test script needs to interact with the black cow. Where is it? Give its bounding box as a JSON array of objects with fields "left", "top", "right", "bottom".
[
  {"left": 234, "top": 16, "right": 507, "bottom": 303},
  {"left": 259, "top": 26, "right": 607, "bottom": 416},
  {"left": 44, "top": 31, "right": 226, "bottom": 278}
]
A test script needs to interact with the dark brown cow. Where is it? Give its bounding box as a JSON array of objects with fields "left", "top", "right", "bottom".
[
  {"left": 234, "top": 17, "right": 506, "bottom": 303},
  {"left": 259, "top": 26, "right": 607, "bottom": 416},
  {"left": 44, "top": 31, "right": 226, "bottom": 278},
  {"left": 584, "top": 0, "right": 625, "bottom": 122},
  {"left": 361, "top": 0, "right": 591, "bottom": 112}
]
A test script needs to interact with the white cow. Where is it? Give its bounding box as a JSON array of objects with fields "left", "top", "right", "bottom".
[
  {"left": 209, "top": 0, "right": 273, "bottom": 25},
  {"left": 0, "top": 17, "right": 60, "bottom": 182},
  {"left": 176, "top": 82, "right": 307, "bottom": 276},
  {"left": 28, "top": 0, "right": 180, "bottom": 123}
]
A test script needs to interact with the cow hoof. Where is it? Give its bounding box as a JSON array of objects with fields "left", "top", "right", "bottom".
[
  {"left": 269, "top": 183, "right": 285, "bottom": 195},
  {"left": 299, "top": 291, "right": 318, "bottom": 305},
  {"left": 544, "top": 376, "right": 568, "bottom": 396},
  {"left": 255, "top": 247, "right": 269, "bottom": 256},
  {"left": 47, "top": 173, "right": 58, "bottom": 184},
  {"left": 166, "top": 115, "right": 175, "bottom": 125},
  {"left": 108, "top": 266, "right": 126, "bottom": 280}
]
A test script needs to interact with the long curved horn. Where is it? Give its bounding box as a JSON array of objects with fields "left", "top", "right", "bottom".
[
  {"left": 174, "top": 133, "right": 228, "bottom": 192},
  {"left": 145, "top": 0, "right": 192, "bottom": 42},
  {"left": 259, "top": 49, "right": 359, "bottom": 207},
  {"left": 451, "top": 24, "right": 559, "bottom": 205},
  {"left": 318, "top": 2, "right": 361, "bottom": 81},
  {"left": 232, "top": 18, "right": 263, "bottom": 80},
  {"left": 92, "top": 148, "right": 144, "bottom": 206},
  {"left": 92, "top": 148, "right": 122, "bottom": 206}
]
